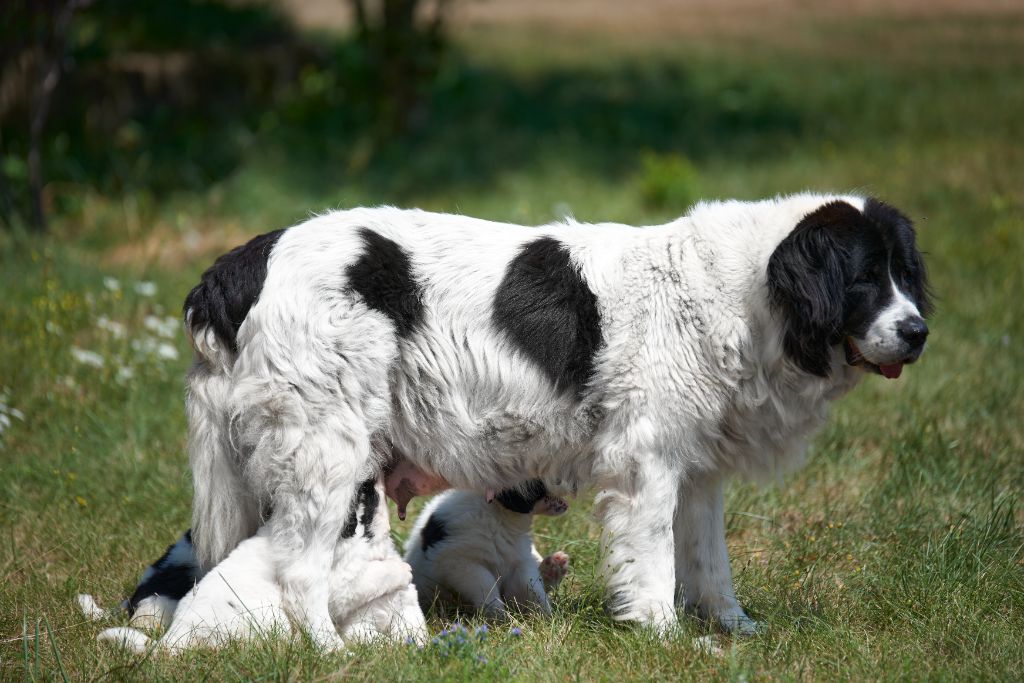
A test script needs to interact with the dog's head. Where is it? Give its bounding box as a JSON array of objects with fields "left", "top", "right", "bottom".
[
  {"left": 767, "top": 197, "right": 932, "bottom": 379},
  {"left": 494, "top": 479, "right": 570, "bottom": 516}
]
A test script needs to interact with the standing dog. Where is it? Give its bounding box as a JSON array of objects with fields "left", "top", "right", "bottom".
[
  {"left": 184, "top": 194, "right": 930, "bottom": 644},
  {"left": 405, "top": 481, "right": 571, "bottom": 617}
]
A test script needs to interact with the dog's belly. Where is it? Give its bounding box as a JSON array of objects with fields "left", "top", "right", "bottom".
[{"left": 386, "top": 332, "right": 599, "bottom": 491}]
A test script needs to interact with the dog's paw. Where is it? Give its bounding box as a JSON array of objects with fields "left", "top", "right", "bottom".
[
  {"left": 539, "top": 551, "right": 570, "bottom": 587},
  {"left": 718, "top": 613, "right": 761, "bottom": 637}
]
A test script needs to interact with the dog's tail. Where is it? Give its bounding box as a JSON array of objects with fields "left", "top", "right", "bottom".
[{"left": 97, "top": 627, "right": 156, "bottom": 654}]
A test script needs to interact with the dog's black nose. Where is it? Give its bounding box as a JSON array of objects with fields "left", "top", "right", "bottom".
[{"left": 897, "top": 317, "right": 929, "bottom": 348}]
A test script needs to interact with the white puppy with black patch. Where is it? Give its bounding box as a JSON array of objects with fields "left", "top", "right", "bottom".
[
  {"left": 94, "top": 478, "right": 426, "bottom": 653},
  {"left": 183, "top": 194, "right": 931, "bottom": 643},
  {"left": 404, "top": 481, "right": 571, "bottom": 617}
]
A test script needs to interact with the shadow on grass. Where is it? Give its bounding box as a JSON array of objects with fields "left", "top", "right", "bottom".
[{"left": 3, "top": 0, "right": 805, "bottom": 215}]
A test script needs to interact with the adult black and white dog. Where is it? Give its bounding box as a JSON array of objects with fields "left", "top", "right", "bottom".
[{"left": 184, "top": 193, "right": 930, "bottom": 646}]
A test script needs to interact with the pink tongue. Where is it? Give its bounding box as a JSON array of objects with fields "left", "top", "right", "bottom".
[{"left": 879, "top": 363, "right": 904, "bottom": 379}]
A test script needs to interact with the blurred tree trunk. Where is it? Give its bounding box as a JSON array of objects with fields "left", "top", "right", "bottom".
[
  {"left": 347, "top": 0, "right": 454, "bottom": 133},
  {"left": 27, "top": 0, "right": 88, "bottom": 232},
  {"left": 0, "top": 0, "right": 87, "bottom": 231}
]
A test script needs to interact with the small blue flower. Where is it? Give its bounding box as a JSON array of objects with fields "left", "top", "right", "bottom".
[
  {"left": 510, "top": 627, "right": 522, "bottom": 637},
  {"left": 475, "top": 624, "right": 489, "bottom": 638},
  {"left": 476, "top": 655, "right": 488, "bottom": 664}
]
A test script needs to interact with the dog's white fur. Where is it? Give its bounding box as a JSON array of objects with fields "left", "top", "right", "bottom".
[
  {"left": 187, "top": 193, "right": 925, "bottom": 642},
  {"left": 404, "top": 490, "right": 570, "bottom": 617},
  {"left": 99, "top": 480, "right": 426, "bottom": 653}
]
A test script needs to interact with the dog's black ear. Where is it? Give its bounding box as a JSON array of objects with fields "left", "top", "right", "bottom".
[{"left": 767, "top": 201, "right": 859, "bottom": 377}]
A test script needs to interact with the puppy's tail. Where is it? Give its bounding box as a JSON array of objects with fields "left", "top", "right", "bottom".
[
  {"left": 97, "top": 627, "right": 156, "bottom": 654},
  {"left": 187, "top": 360, "right": 261, "bottom": 570}
]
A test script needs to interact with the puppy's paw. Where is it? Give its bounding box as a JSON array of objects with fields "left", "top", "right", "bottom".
[
  {"left": 692, "top": 634, "right": 725, "bottom": 657},
  {"left": 539, "top": 551, "right": 570, "bottom": 587},
  {"left": 77, "top": 594, "right": 107, "bottom": 621}
]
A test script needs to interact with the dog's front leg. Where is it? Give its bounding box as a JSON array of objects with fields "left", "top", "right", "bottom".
[
  {"left": 595, "top": 459, "right": 679, "bottom": 633},
  {"left": 673, "top": 473, "right": 758, "bottom": 635}
]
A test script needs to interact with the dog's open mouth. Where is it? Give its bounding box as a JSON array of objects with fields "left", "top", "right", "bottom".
[{"left": 844, "top": 338, "right": 904, "bottom": 379}]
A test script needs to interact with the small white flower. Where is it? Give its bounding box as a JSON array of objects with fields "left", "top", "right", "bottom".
[
  {"left": 144, "top": 315, "right": 179, "bottom": 338},
  {"left": 45, "top": 321, "right": 63, "bottom": 335},
  {"left": 134, "top": 281, "right": 158, "bottom": 297},
  {"left": 116, "top": 366, "right": 135, "bottom": 383},
  {"left": 71, "top": 347, "right": 105, "bottom": 368},
  {"left": 156, "top": 342, "right": 179, "bottom": 360},
  {"left": 103, "top": 277, "right": 121, "bottom": 292},
  {"left": 96, "top": 316, "right": 127, "bottom": 338}
]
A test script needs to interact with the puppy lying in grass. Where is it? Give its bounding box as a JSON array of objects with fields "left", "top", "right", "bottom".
[
  {"left": 84, "top": 478, "right": 427, "bottom": 653},
  {"left": 404, "top": 480, "right": 571, "bottom": 618}
]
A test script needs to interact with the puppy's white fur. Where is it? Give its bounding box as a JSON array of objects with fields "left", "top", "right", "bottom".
[
  {"left": 186, "top": 193, "right": 927, "bottom": 640},
  {"left": 404, "top": 490, "right": 569, "bottom": 617}
]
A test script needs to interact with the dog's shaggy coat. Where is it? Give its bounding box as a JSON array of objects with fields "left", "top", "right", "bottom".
[{"left": 184, "top": 193, "right": 930, "bottom": 644}]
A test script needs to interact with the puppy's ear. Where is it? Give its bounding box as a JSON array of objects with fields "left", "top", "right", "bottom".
[
  {"left": 767, "top": 201, "right": 859, "bottom": 377},
  {"left": 494, "top": 479, "right": 547, "bottom": 514}
]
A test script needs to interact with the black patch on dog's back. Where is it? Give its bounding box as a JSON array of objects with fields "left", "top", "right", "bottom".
[
  {"left": 183, "top": 229, "right": 285, "bottom": 353},
  {"left": 421, "top": 514, "right": 448, "bottom": 553},
  {"left": 493, "top": 237, "right": 603, "bottom": 397},
  {"left": 126, "top": 532, "right": 200, "bottom": 614},
  {"left": 346, "top": 228, "right": 424, "bottom": 337},
  {"left": 494, "top": 479, "right": 548, "bottom": 514},
  {"left": 341, "top": 477, "right": 379, "bottom": 539}
]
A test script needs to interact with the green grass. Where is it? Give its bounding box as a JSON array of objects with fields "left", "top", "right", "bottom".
[{"left": 2, "top": 6, "right": 1023, "bottom": 681}]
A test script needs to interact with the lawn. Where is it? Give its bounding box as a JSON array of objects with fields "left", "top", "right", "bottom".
[{"left": 1, "top": 2, "right": 1022, "bottom": 680}]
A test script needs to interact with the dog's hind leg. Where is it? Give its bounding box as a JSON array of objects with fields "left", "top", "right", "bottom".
[
  {"left": 594, "top": 453, "right": 681, "bottom": 633},
  {"left": 255, "top": 401, "right": 376, "bottom": 651}
]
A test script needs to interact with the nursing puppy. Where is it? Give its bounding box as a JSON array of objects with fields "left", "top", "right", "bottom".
[
  {"left": 405, "top": 481, "right": 571, "bottom": 617},
  {"left": 185, "top": 194, "right": 931, "bottom": 642},
  {"left": 95, "top": 479, "right": 426, "bottom": 653}
]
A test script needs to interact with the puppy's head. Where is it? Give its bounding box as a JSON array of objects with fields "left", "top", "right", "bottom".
[
  {"left": 767, "top": 197, "right": 932, "bottom": 379},
  {"left": 494, "top": 479, "right": 570, "bottom": 516}
]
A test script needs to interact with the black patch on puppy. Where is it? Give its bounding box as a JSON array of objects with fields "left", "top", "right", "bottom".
[
  {"left": 421, "top": 514, "right": 448, "bottom": 552},
  {"left": 767, "top": 198, "right": 931, "bottom": 376},
  {"left": 494, "top": 479, "right": 548, "bottom": 514},
  {"left": 126, "top": 532, "right": 200, "bottom": 614},
  {"left": 341, "top": 477, "right": 379, "bottom": 539},
  {"left": 347, "top": 228, "right": 424, "bottom": 337},
  {"left": 184, "top": 229, "right": 286, "bottom": 353},
  {"left": 358, "top": 478, "right": 379, "bottom": 539},
  {"left": 493, "top": 237, "right": 603, "bottom": 397}
]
